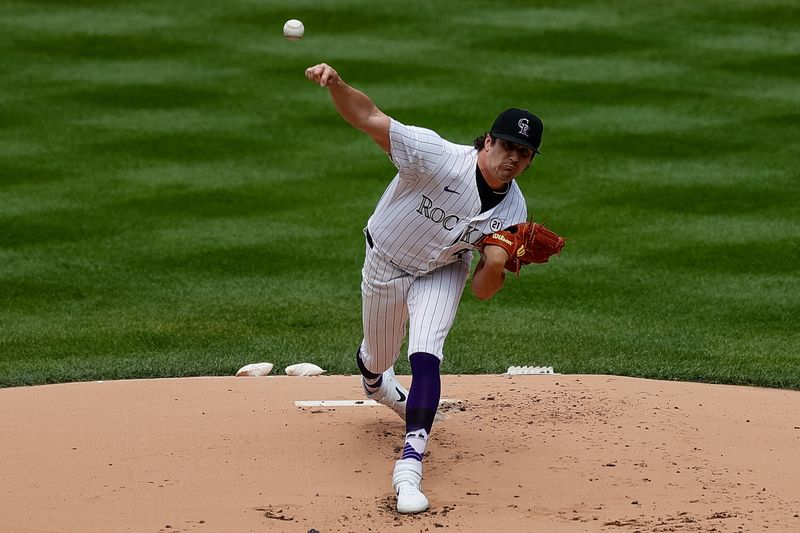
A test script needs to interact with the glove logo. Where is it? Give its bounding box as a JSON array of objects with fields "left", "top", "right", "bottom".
[
  {"left": 491, "top": 233, "right": 514, "bottom": 247},
  {"left": 517, "top": 246, "right": 526, "bottom": 257}
]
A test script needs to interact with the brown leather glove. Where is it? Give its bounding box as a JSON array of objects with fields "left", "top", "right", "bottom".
[{"left": 480, "top": 222, "right": 565, "bottom": 276}]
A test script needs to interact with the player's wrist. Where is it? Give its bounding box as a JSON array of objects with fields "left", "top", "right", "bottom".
[{"left": 482, "top": 244, "right": 511, "bottom": 265}]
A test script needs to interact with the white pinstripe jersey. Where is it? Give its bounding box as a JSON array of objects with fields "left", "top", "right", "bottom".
[{"left": 365, "top": 119, "right": 528, "bottom": 275}]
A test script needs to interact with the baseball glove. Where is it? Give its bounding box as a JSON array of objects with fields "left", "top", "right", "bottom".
[{"left": 480, "top": 221, "right": 565, "bottom": 276}]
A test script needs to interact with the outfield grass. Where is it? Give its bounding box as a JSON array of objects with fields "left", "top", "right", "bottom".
[{"left": 1, "top": 0, "right": 798, "bottom": 388}]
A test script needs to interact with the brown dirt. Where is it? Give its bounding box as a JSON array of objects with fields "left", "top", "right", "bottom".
[{"left": 1, "top": 374, "right": 798, "bottom": 532}]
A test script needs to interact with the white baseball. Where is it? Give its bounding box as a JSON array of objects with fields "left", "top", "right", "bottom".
[{"left": 283, "top": 19, "right": 304, "bottom": 41}]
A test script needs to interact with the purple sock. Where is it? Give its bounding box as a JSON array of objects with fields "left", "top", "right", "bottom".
[
  {"left": 406, "top": 352, "right": 441, "bottom": 434},
  {"left": 401, "top": 352, "right": 441, "bottom": 461}
]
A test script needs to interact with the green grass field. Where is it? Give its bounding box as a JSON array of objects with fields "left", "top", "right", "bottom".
[{"left": 1, "top": 0, "right": 798, "bottom": 389}]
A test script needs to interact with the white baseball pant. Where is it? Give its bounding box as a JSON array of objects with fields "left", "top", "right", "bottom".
[{"left": 358, "top": 240, "right": 471, "bottom": 374}]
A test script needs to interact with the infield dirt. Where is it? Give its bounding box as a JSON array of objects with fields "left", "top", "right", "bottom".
[{"left": 1, "top": 374, "right": 798, "bottom": 532}]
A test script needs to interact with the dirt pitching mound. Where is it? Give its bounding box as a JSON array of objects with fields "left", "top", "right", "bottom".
[{"left": 1, "top": 374, "right": 798, "bottom": 532}]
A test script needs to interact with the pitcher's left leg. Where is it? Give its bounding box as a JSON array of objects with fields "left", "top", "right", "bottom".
[
  {"left": 393, "top": 256, "right": 469, "bottom": 513},
  {"left": 393, "top": 351, "right": 440, "bottom": 513}
]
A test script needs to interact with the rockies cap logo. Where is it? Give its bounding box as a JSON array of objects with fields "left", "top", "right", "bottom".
[
  {"left": 490, "top": 108, "right": 542, "bottom": 153},
  {"left": 518, "top": 118, "right": 530, "bottom": 137}
]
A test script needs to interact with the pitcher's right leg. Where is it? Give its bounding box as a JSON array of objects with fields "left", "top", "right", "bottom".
[
  {"left": 356, "top": 349, "right": 408, "bottom": 421},
  {"left": 357, "top": 243, "right": 413, "bottom": 420}
]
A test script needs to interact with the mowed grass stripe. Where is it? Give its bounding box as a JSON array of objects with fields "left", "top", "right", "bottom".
[{"left": 1, "top": 0, "right": 798, "bottom": 388}]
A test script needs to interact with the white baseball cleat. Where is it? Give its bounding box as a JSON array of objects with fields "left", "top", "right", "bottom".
[
  {"left": 363, "top": 367, "right": 408, "bottom": 421},
  {"left": 393, "top": 459, "right": 429, "bottom": 514}
]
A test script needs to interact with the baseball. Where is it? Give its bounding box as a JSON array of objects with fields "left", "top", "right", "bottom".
[{"left": 283, "top": 19, "right": 304, "bottom": 41}]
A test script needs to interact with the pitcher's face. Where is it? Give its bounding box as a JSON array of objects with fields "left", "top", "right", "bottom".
[{"left": 483, "top": 136, "right": 534, "bottom": 184}]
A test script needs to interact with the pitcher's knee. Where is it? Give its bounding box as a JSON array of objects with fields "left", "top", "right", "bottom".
[{"left": 355, "top": 346, "right": 382, "bottom": 379}]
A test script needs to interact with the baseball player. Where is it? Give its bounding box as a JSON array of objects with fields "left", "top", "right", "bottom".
[{"left": 305, "top": 63, "right": 547, "bottom": 514}]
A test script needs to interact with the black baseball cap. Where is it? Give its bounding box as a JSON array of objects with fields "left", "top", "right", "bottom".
[{"left": 490, "top": 108, "right": 543, "bottom": 154}]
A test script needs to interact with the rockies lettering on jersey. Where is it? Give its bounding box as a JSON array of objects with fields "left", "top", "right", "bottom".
[
  {"left": 366, "top": 119, "right": 527, "bottom": 275},
  {"left": 457, "top": 224, "right": 481, "bottom": 245},
  {"left": 416, "top": 195, "right": 461, "bottom": 230}
]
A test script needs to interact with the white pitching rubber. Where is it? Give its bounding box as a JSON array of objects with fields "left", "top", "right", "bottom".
[{"left": 505, "top": 365, "right": 557, "bottom": 375}]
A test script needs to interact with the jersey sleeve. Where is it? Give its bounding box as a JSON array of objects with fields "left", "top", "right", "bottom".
[{"left": 388, "top": 119, "right": 445, "bottom": 181}]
